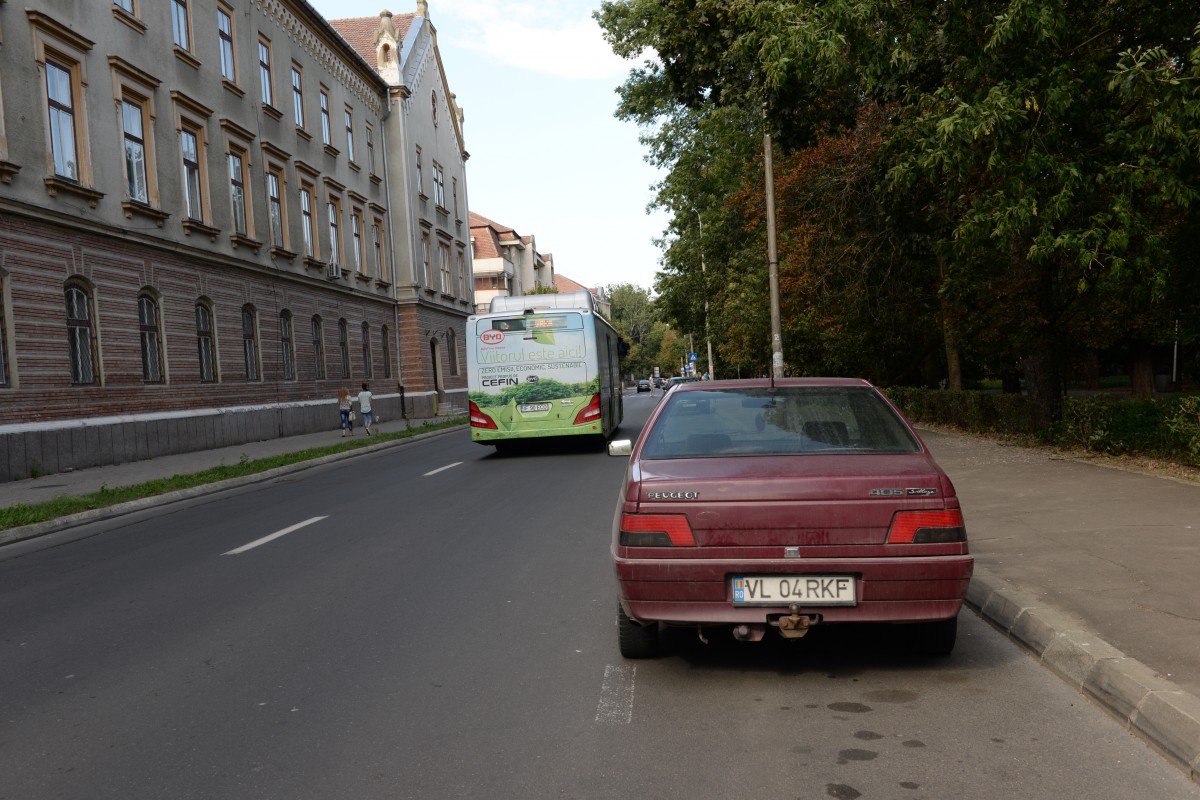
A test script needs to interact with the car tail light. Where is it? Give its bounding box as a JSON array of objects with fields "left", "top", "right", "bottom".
[
  {"left": 469, "top": 401, "right": 498, "bottom": 430},
  {"left": 619, "top": 513, "right": 696, "bottom": 547},
  {"left": 886, "top": 509, "right": 966, "bottom": 544},
  {"left": 573, "top": 393, "right": 602, "bottom": 425}
]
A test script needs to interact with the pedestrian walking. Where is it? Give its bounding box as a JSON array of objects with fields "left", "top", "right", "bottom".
[
  {"left": 357, "top": 382, "right": 375, "bottom": 435},
  {"left": 338, "top": 387, "right": 354, "bottom": 436}
]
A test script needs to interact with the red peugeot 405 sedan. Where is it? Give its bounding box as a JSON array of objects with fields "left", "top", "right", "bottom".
[{"left": 607, "top": 378, "right": 973, "bottom": 658}]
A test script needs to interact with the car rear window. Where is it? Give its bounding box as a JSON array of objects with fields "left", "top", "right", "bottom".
[{"left": 640, "top": 386, "right": 922, "bottom": 458}]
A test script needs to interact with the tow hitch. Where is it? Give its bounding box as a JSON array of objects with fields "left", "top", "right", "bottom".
[{"left": 773, "top": 604, "right": 814, "bottom": 640}]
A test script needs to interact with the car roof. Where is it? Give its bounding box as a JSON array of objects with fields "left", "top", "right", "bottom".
[{"left": 669, "top": 377, "right": 875, "bottom": 392}]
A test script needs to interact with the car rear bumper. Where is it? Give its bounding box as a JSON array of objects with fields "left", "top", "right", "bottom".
[{"left": 615, "top": 555, "right": 973, "bottom": 625}]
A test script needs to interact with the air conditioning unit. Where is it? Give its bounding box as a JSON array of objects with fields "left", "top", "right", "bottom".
[{"left": 326, "top": 262, "right": 342, "bottom": 280}]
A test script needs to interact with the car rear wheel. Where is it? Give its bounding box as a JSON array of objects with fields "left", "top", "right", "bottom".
[
  {"left": 618, "top": 603, "right": 659, "bottom": 659},
  {"left": 910, "top": 616, "right": 957, "bottom": 657}
]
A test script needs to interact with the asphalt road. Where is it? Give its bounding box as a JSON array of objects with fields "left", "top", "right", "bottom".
[{"left": 2, "top": 393, "right": 1198, "bottom": 800}]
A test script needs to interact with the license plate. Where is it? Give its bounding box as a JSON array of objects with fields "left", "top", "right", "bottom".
[
  {"left": 732, "top": 575, "right": 856, "bottom": 606},
  {"left": 519, "top": 403, "right": 550, "bottom": 413}
]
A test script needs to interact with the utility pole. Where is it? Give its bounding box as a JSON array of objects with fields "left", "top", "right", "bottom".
[
  {"left": 764, "top": 112, "right": 784, "bottom": 379},
  {"left": 696, "top": 212, "right": 715, "bottom": 380}
]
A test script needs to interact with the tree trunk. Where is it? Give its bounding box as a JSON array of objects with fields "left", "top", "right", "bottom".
[
  {"left": 1130, "top": 343, "right": 1156, "bottom": 397},
  {"left": 1022, "top": 350, "right": 1063, "bottom": 429},
  {"left": 938, "top": 256, "right": 962, "bottom": 390}
]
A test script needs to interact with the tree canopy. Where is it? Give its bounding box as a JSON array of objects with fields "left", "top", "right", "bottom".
[{"left": 596, "top": 1, "right": 1200, "bottom": 422}]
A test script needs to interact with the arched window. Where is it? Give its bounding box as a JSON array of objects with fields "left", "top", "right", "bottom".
[
  {"left": 65, "top": 281, "right": 97, "bottom": 384},
  {"left": 338, "top": 318, "right": 349, "bottom": 379},
  {"left": 195, "top": 299, "right": 217, "bottom": 383},
  {"left": 311, "top": 315, "right": 326, "bottom": 379},
  {"left": 279, "top": 310, "right": 295, "bottom": 381},
  {"left": 242, "top": 304, "right": 260, "bottom": 381},
  {"left": 361, "top": 321, "right": 372, "bottom": 379},
  {"left": 138, "top": 291, "right": 164, "bottom": 383}
]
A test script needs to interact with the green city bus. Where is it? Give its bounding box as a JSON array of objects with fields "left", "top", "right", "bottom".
[{"left": 468, "top": 291, "right": 623, "bottom": 448}]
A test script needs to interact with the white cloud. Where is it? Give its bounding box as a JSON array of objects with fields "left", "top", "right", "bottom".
[{"left": 427, "top": 0, "right": 632, "bottom": 80}]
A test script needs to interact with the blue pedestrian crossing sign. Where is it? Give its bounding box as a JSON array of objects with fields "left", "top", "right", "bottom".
[{"left": 689, "top": 352, "right": 698, "bottom": 362}]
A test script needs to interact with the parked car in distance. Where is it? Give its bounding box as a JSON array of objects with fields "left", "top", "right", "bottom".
[
  {"left": 666, "top": 376, "right": 700, "bottom": 390},
  {"left": 606, "top": 378, "right": 973, "bottom": 659},
  {"left": 636, "top": 379, "right": 652, "bottom": 393}
]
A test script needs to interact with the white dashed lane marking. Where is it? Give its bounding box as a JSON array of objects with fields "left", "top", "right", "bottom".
[
  {"left": 223, "top": 516, "right": 328, "bottom": 555},
  {"left": 423, "top": 462, "right": 462, "bottom": 476},
  {"left": 595, "top": 663, "right": 636, "bottom": 724}
]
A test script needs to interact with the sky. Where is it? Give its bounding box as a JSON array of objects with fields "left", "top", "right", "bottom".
[{"left": 306, "top": 0, "right": 669, "bottom": 293}]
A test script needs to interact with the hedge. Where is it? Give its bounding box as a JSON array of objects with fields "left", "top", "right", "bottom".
[{"left": 883, "top": 388, "right": 1200, "bottom": 467}]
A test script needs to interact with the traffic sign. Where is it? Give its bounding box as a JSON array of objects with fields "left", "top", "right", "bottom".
[{"left": 689, "top": 352, "right": 698, "bottom": 362}]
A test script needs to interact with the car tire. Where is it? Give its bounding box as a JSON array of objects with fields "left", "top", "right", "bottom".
[
  {"left": 618, "top": 603, "right": 659, "bottom": 659},
  {"left": 910, "top": 616, "right": 957, "bottom": 657}
]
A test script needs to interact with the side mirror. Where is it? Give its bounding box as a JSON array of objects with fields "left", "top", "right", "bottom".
[{"left": 607, "top": 439, "right": 633, "bottom": 457}]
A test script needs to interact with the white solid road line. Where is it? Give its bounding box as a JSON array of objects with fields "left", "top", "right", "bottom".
[
  {"left": 423, "top": 462, "right": 462, "bottom": 476},
  {"left": 222, "top": 516, "right": 329, "bottom": 555},
  {"left": 595, "top": 663, "right": 636, "bottom": 724}
]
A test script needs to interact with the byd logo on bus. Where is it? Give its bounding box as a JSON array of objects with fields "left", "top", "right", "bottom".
[{"left": 480, "top": 330, "right": 505, "bottom": 345}]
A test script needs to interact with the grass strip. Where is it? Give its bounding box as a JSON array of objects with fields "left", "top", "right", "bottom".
[{"left": 0, "top": 419, "right": 465, "bottom": 533}]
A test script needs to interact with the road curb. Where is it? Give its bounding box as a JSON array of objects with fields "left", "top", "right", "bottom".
[
  {"left": 967, "top": 570, "right": 1200, "bottom": 780},
  {"left": 0, "top": 426, "right": 461, "bottom": 548}
]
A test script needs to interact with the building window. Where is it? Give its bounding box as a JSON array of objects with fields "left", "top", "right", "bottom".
[
  {"left": 217, "top": 7, "right": 236, "bottom": 82},
  {"left": 365, "top": 125, "right": 375, "bottom": 173},
  {"left": 280, "top": 311, "right": 295, "bottom": 381},
  {"left": 65, "top": 283, "right": 97, "bottom": 385},
  {"left": 172, "top": 0, "right": 191, "bottom": 50},
  {"left": 344, "top": 108, "right": 355, "bottom": 162},
  {"left": 180, "top": 127, "right": 204, "bottom": 221},
  {"left": 267, "top": 170, "right": 285, "bottom": 248},
  {"left": 257, "top": 38, "right": 273, "bottom": 107},
  {"left": 421, "top": 233, "right": 432, "bottom": 287},
  {"left": 300, "top": 185, "right": 316, "bottom": 257},
  {"left": 311, "top": 315, "right": 326, "bottom": 379},
  {"left": 319, "top": 89, "right": 331, "bottom": 145},
  {"left": 439, "top": 242, "right": 451, "bottom": 293},
  {"left": 241, "top": 304, "right": 260, "bottom": 381},
  {"left": 338, "top": 318, "right": 349, "bottom": 379},
  {"left": 291, "top": 66, "right": 304, "bottom": 128},
  {"left": 327, "top": 199, "right": 341, "bottom": 265},
  {"left": 415, "top": 146, "right": 424, "bottom": 195},
  {"left": 138, "top": 293, "right": 164, "bottom": 383},
  {"left": 122, "top": 99, "right": 148, "bottom": 203},
  {"left": 452, "top": 176, "right": 459, "bottom": 219},
  {"left": 361, "top": 322, "right": 372, "bottom": 379},
  {"left": 457, "top": 250, "right": 467, "bottom": 298},
  {"left": 372, "top": 221, "right": 383, "bottom": 279},
  {"left": 196, "top": 300, "right": 216, "bottom": 382},
  {"left": 114, "top": 0, "right": 134, "bottom": 12},
  {"left": 432, "top": 162, "right": 445, "bottom": 207},
  {"left": 351, "top": 212, "right": 363, "bottom": 272},
  {"left": 46, "top": 61, "right": 80, "bottom": 181},
  {"left": 228, "top": 151, "right": 248, "bottom": 235}
]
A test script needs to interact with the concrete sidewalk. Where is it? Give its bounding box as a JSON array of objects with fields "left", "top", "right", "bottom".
[
  {"left": 919, "top": 428, "right": 1200, "bottom": 779},
  {"left": 1, "top": 420, "right": 1198, "bottom": 778}
]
